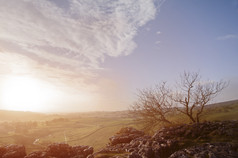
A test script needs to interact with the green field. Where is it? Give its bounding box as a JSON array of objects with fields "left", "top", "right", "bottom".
[{"left": 0, "top": 100, "right": 237, "bottom": 154}]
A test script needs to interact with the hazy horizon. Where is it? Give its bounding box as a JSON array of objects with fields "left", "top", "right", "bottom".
[{"left": 0, "top": 0, "right": 238, "bottom": 113}]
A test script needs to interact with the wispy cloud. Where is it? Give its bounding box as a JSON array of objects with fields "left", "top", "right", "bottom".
[
  {"left": 0, "top": 0, "right": 164, "bottom": 111},
  {"left": 217, "top": 34, "right": 238, "bottom": 40},
  {"left": 0, "top": 0, "right": 159, "bottom": 71}
]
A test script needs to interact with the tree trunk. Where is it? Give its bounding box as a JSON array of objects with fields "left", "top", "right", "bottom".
[
  {"left": 188, "top": 114, "right": 196, "bottom": 123},
  {"left": 196, "top": 114, "right": 200, "bottom": 123}
]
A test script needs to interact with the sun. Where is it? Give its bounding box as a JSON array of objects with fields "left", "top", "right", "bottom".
[{"left": 0, "top": 76, "right": 57, "bottom": 112}]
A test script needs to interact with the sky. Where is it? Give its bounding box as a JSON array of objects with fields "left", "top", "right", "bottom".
[{"left": 0, "top": 0, "right": 237, "bottom": 112}]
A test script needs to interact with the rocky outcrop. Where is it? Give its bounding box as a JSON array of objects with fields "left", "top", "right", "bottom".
[
  {"left": 0, "top": 143, "right": 93, "bottom": 158},
  {"left": 109, "top": 127, "right": 145, "bottom": 146},
  {"left": 25, "top": 143, "right": 93, "bottom": 158},
  {"left": 96, "top": 127, "right": 179, "bottom": 158},
  {"left": 0, "top": 121, "right": 237, "bottom": 158},
  {"left": 96, "top": 120, "right": 238, "bottom": 158},
  {"left": 169, "top": 143, "right": 238, "bottom": 158},
  {"left": 0, "top": 145, "right": 26, "bottom": 158}
]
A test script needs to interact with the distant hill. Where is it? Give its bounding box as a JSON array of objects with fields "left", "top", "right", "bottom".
[
  {"left": 201, "top": 99, "right": 238, "bottom": 121},
  {"left": 160, "top": 99, "right": 238, "bottom": 124},
  {"left": 207, "top": 99, "right": 238, "bottom": 108},
  {"left": 0, "top": 110, "right": 57, "bottom": 121},
  {"left": 0, "top": 99, "right": 237, "bottom": 122}
]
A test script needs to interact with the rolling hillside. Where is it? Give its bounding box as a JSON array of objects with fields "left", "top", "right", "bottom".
[{"left": 0, "top": 99, "right": 237, "bottom": 154}]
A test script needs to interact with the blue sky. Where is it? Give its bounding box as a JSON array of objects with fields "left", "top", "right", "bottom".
[
  {"left": 102, "top": 0, "right": 238, "bottom": 104},
  {"left": 0, "top": 0, "right": 237, "bottom": 112}
]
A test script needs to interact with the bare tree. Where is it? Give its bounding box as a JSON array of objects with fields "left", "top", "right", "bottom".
[
  {"left": 130, "top": 72, "right": 228, "bottom": 128},
  {"left": 171, "top": 71, "right": 228, "bottom": 123},
  {"left": 130, "top": 82, "right": 173, "bottom": 129}
]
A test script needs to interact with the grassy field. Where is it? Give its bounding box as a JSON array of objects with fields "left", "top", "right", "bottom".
[
  {"left": 202, "top": 100, "right": 238, "bottom": 121},
  {"left": 0, "top": 111, "right": 137, "bottom": 153},
  {"left": 0, "top": 100, "right": 237, "bottom": 154}
]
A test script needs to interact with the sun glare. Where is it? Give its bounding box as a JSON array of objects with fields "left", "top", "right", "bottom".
[{"left": 0, "top": 76, "right": 57, "bottom": 112}]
